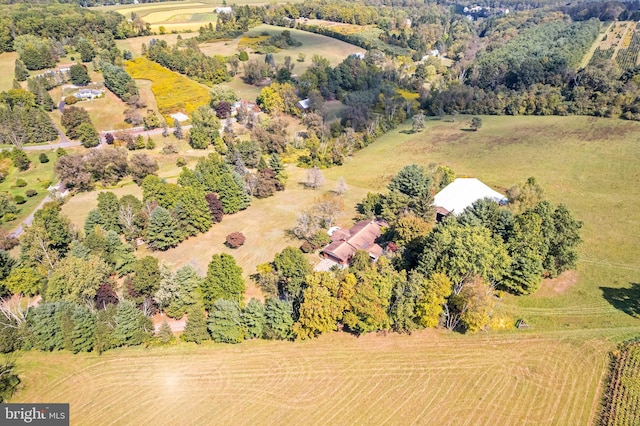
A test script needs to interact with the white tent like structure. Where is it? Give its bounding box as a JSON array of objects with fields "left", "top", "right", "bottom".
[{"left": 433, "top": 178, "right": 507, "bottom": 216}]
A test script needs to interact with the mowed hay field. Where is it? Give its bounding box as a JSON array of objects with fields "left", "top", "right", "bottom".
[
  {"left": 12, "top": 328, "right": 635, "bottom": 425},
  {"left": 0, "top": 52, "right": 19, "bottom": 92}
]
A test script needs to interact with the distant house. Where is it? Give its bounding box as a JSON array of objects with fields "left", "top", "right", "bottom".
[
  {"left": 320, "top": 219, "right": 385, "bottom": 266},
  {"left": 215, "top": 6, "right": 233, "bottom": 14},
  {"left": 433, "top": 178, "right": 507, "bottom": 218},
  {"left": 75, "top": 89, "right": 104, "bottom": 100},
  {"left": 350, "top": 52, "right": 366, "bottom": 59},
  {"left": 230, "top": 100, "right": 260, "bottom": 116},
  {"left": 297, "top": 98, "right": 310, "bottom": 112}
]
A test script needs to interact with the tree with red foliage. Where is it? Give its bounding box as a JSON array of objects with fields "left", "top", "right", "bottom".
[
  {"left": 215, "top": 101, "right": 231, "bottom": 119},
  {"left": 225, "top": 232, "right": 246, "bottom": 248},
  {"left": 95, "top": 283, "right": 119, "bottom": 308},
  {"left": 205, "top": 193, "right": 224, "bottom": 223},
  {"left": 105, "top": 133, "right": 115, "bottom": 145}
]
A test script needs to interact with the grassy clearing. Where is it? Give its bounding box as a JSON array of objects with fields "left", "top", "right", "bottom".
[
  {"left": 143, "top": 8, "right": 216, "bottom": 24},
  {"left": 0, "top": 151, "right": 57, "bottom": 233},
  {"left": 11, "top": 327, "right": 637, "bottom": 424},
  {"left": 0, "top": 52, "right": 19, "bottom": 93},
  {"left": 240, "top": 24, "right": 365, "bottom": 74},
  {"left": 600, "top": 341, "right": 640, "bottom": 425},
  {"left": 124, "top": 57, "right": 210, "bottom": 122},
  {"left": 116, "top": 34, "right": 199, "bottom": 57}
]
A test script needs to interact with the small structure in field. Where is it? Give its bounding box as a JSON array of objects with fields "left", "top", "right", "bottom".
[
  {"left": 433, "top": 178, "right": 507, "bottom": 218},
  {"left": 170, "top": 112, "right": 189, "bottom": 122}
]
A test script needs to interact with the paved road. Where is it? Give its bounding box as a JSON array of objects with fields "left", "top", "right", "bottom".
[{"left": 9, "top": 123, "right": 192, "bottom": 236}]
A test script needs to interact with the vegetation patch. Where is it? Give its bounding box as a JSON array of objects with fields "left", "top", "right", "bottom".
[
  {"left": 600, "top": 341, "right": 640, "bottom": 426},
  {"left": 124, "top": 57, "right": 210, "bottom": 121}
]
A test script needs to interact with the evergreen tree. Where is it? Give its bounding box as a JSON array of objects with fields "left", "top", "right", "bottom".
[
  {"left": 182, "top": 305, "right": 210, "bottom": 343},
  {"left": 14, "top": 59, "right": 29, "bottom": 81},
  {"left": 156, "top": 320, "right": 174, "bottom": 344},
  {"left": 146, "top": 207, "right": 180, "bottom": 251},
  {"left": 97, "top": 192, "right": 121, "bottom": 233},
  {"left": 174, "top": 186, "right": 212, "bottom": 237},
  {"left": 29, "top": 303, "right": 64, "bottom": 351},
  {"left": 84, "top": 209, "right": 103, "bottom": 236},
  {"left": 69, "top": 64, "right": 90, "bottom": 86},
  {"left": 112, "top": 301, "right": 152, "bottom": 347},
  {"left": 263, "top": 298, "right": 293, "bottom": 340},
  {"left": 242, "top": 298, "right": 265, "bottom": 339},
  {"left": 207, "top": 299, "right": 245, "bottom": 343},
  {"left": 71, "top": 305, "right": 95, "bottom": 353},
  {"left": 201, "top": 253, "right": 245, "bottom": 310}
]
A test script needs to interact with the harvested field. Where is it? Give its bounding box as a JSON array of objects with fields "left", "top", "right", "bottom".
[{"left": 12, "top": 328, "right": 633, "bottom": 425}]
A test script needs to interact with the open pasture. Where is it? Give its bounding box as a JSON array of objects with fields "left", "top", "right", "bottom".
[
  {"left": 240, "top": 24, "right": 365, "bottom": 74},
  {"left": 323, "top": 115, "right": 640, "bottom": 331},
  {"left": 11, "top": 328, "right": 633, "bottom": 425}
]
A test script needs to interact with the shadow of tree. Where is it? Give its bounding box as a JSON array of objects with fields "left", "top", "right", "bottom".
[{"left": 601, "top": 283, "right": 640, "bottom": 318}]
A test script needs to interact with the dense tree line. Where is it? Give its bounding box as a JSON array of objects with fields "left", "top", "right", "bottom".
[
  {"left": 0, "top": 89, "right": 57, "bottom": 148},
  {"left": 146, "top": 39, "right": 230, "bottom": 86}
]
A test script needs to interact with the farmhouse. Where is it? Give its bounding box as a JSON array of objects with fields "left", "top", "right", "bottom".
[
  {"left": 320, "top": 219, "right": 385, "bottom": 266},
  {"left": 75, "top": 89, "right": 104, "bottom": 100},
  {"left": 433, "top": 178, "right": 507, "bottom": 217},
  {"left": 215, "top": 6, "right": 233, "bottom": 14}
]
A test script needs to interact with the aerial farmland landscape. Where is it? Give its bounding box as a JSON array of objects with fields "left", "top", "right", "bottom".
[{"left": 0, "top": 0, "right": 639, "bottom": 424}]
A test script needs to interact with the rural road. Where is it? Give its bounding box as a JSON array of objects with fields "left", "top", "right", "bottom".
[{"left": 9, "top": 123, "right": 191, "bottom": 237}]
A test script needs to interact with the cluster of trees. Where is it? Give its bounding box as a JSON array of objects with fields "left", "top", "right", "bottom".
[
  {"left": 102, "top": 63, "right": 138, "bottom": 103},
  {"left": 55, "top": 148, "right": 158, "bottom": 191},
  {"left": 145, "top": 39, "right": 230, "bottom": 86},
  {"left": 61, "top": 106, "right": 100, "bottom": 148},
  {"left": 0, "top": 89, "right": 57, "bottom": 148}
]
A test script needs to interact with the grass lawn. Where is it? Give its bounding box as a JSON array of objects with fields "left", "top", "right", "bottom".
[
  {"left": 0, "top": 151, "right": 57, "bottom": 233},
  {"left": 0, "top": 52, "right": 19, "bottom": 93},
  {"left": 11, "top": 327, "right": 639, "bottom": 425}
]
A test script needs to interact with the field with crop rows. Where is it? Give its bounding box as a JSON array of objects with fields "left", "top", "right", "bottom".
[{"left": 600, "top": 341, "right": 640, "bottom": 425}]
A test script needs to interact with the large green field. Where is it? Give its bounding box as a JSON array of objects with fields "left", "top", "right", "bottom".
[{"left": 13, "top": 114, "right": 640, "bottom": 423}]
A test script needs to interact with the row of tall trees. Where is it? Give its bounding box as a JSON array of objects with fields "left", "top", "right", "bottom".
[{"left": 0, "top": 89, "right": 57, "bottom": 148}]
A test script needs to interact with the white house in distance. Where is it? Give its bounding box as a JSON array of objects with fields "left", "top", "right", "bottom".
[{"left": 433, "top": 178, "right": 507, "bottom": 217}]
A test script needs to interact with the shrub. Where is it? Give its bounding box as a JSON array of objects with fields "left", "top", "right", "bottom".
[
  {"left": 162, "top": 144, "right": 178, "bottom": 154},
  {"left": 3, "top": 213, "right": 16, "bottom": 222},
  {"left": 176, "top": 157, "right": 186, "bottom": 167},
  {"left": 64, "top": 96, "right": 78, "bottom": 105},
  {"left": 105, "top": 133, "right": 115, "bottom": 145},
  {"left": 225, "top": 232, "right": 246, "bottom": 248},
  {"left": 25, "top": 189, "right": 37, "bottom": 197},
  {"left": 38, "top": 153, "right": 49, "bottom": 163},
  {"left": 13, "top": 195, "right": 26, "bottom": 205},
  {"left": 300, "top": 241, "right": 314, "bottom": 253},
  {"left": 15, "top": 179, "right": 27, "bottom": 188}
]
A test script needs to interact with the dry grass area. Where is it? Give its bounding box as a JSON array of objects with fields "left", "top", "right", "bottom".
[
  {"left": 116, "top": 33, "right": 199, "bottom": 57},
  {"left": 12, "top": 328, "right": 633, "bottom": 425},
  {"left": 0, "top": 52, "right": 19, "bottom": 92}
]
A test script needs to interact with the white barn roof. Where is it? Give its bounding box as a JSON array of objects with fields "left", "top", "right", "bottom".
[{"left": 433, "top": 178, "right": 507, "bottom": 215}]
